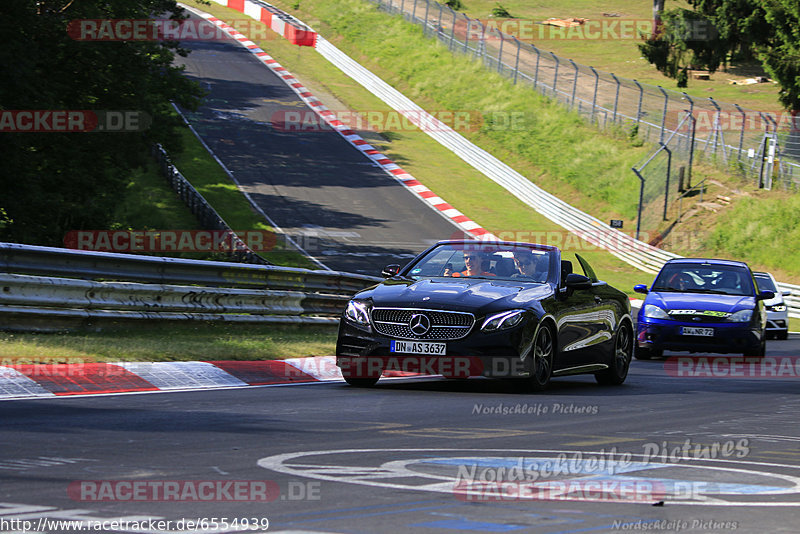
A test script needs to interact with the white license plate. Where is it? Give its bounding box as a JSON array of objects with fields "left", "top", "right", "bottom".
[
  {"left": 681, "top": 326, "right": 714, "bottom": 337},
  {"left": 390, "top": 340, "right": 446, "bottom": 355}
]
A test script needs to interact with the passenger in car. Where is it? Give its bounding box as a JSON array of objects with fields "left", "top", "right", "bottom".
[{"left": 512, "top": 250, "right": 548, "bottom": 282}]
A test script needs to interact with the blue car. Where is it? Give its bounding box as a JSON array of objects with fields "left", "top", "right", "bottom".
[{"left": 633, "top": 258, "right": 774, "bottom": 359}]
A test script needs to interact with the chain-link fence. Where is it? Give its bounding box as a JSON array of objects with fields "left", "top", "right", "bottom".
[{"left": 369, "top": 0, "right": 800, "bottom": 203}]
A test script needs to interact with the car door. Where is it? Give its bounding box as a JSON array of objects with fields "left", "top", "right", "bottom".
[{"left": 552, "top": 256, "right": 609, "bottom": 369}]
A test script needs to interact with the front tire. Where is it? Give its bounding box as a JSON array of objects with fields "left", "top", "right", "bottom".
[
  {"left": 777, "top": 329, "right": 789, "bottom": 340},
  {"left": 744, "top": 336, "right": 766, "bottom": 357},
  {"left": 515, "top": 324, "right": 554, "bottom": 392},
  {"left": 596, "top": 322, "right": 633, "bottom": 386}
]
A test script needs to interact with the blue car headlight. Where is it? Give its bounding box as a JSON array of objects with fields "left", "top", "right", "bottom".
[
  {"left": 481, "top": 310, "right": 525, "bottom": 332},
  {"left": 771, "top": 305, "right": 787, "bottom": 312},
  {"left": 344, "top": 300, "right": 371, "bottom": 327},
  {"left": 727, "top": 309, "right": 753, "bottom": 323},
  {"left": 643, "top": 304, "right": 669, "bottom": 319}
]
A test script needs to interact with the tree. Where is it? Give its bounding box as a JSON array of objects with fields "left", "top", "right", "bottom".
[
  {"left": 758, "top": 0, "right": 800, "bottom": 110},
  {"left": 0, "top": 0, "right": 204, "bottom": 245},
  {"left": 639, "top": 0, "right": 799, "bottom": 110}
]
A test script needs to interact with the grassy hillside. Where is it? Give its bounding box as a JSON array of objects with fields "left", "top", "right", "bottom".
[{"left": 196, "top": 0, "right": 798, "bottom": 283}]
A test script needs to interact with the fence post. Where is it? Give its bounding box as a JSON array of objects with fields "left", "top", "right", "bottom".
[
  {"left": 532, "top": 44, "right": 541, "bottom": 89},
  {"left": 658, "top": 86, "right": 668, "bottom": 145},
  {"left": 512, "top": 37, "right": 521, "bottom": 84},
  {"left": 550, "top": 52, "right": 560, "bottom": 97},
  {"left": 401, "top": 0, "right": 405, "bottom": 19},
  {"left": 449, "top": 8, "right": 456, "bottom": 50},
  {"left": 568, "top": 59, "right": 579, "bottom": 108},
  {"left": 590, "top": 66, "right": 599, "bottom": 124},
  {"left": 708, "top": 97, "right": 726, "bottom": 161},
  {"left": 463, "top": 15, "right": 470, "bottom": 54},
  {"left": 422, "top": 0, "right": 429, "bottom": 35},
  {"left": 632, "top": 167, "right": 646, "bottom": 241},
  {"left": 436, "top": 3, "right": 443, "bottom": 35},
  {"left": 662, "top": 144, "right": 672, "bottom": 221},
  {"left": 687, "top": 112, "right": 696, "bottom": 189},
  {"left": 634, "top": 80, "right": 643, "bottom": 126},
  {"left": 497, "top": 31, "right": 504, "bottom": 74},
  {"left": 412, "top": 0, "right": 417, "bottom": 22},
  {"left": 610, "top": 73, "right": 620, "bottom": 124},
  {"left": 734, "top": 104, "right": 745, "bottom": 163}
]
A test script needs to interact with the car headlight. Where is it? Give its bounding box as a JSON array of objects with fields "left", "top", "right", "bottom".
[
  {"left": 643, "top": 304, "right": 669, "bottom": 319},
  {"left": 481, "top": 310, "right": 525, "bottom": 332},
  {"left": 727, "top": 309, "right": 753, "bottom": 323},
  {"left": 344, "top": 300, "right": 371, "bottom": 327},
  {"left": 771, "top": 305, "right": 787, "bottom": 312}
]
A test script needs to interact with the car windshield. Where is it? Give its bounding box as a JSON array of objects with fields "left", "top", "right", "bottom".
[
  {"left": 754, "top": 273, "right": 777, "bottom": 292},
  {"left": 652, "top": 264, "right": 754, "bottom": 296},
  {"left": 405, "top": 243, "right": 552, "bottom": 282}
]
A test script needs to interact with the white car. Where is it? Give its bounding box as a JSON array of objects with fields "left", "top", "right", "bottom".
[{"left": 753, "top": 271, "right": 790, "bottom": 340}]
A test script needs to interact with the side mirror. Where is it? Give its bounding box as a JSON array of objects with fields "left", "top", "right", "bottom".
[
  {"left": 565, "top": 273, "right": 592, "bottom": 290},
  {"left": 782, "top": 290, "right": 791, "bottom": 297},
  {"left": 757, "top": 290, "right": 775, "bottom": 301},
  {"left": 381, "top": 264, "right": 400, "bottom": 278},
  {"left": 634, "top": 284, "right": 649, "bottom": 295}
]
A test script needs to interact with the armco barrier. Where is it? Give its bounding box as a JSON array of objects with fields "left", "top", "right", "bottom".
[
  {"left": 0, "top": 243, "right": 379, "bottom": 294},
  {"left": 0, "top": 243, "right": 380, "bottom": 331}
]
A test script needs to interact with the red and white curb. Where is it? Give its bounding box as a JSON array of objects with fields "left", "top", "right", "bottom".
[
  {"left": 0, "top": 357, "right": 363, "bottom": 400},
  {"left": 183, "top": 6, "right": 493, "bottom": 240}
]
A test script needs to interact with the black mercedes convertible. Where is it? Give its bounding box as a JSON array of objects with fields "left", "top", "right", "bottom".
[{"left": 336, "top": 240, "right": 633, "bottom": 391}]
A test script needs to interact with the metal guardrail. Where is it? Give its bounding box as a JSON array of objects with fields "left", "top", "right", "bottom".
[
  {"left": 0, "top": 243, "right": 381, "bottom": 331},
  {"left": 152, "top": 143, "right": 271, "bottom": 265}
]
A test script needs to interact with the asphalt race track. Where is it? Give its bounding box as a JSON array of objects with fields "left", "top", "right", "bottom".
[
  {"left": 172, "top": 13, "right": 463, "bottom": 275},
  {"left": 3, "top": 336, "right": 800, "bottom": 533}
]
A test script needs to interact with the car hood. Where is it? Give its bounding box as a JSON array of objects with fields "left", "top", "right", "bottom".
[
  {"left": 646, "top": 292, "right": 755, "bottom": 313},
  {"left": 361, "top": 278, "right": 552, "bottom": 314}
]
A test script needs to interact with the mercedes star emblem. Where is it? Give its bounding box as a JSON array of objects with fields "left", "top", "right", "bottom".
[{"left": 408, "top": 313, "right": 431, "bottom": 336}]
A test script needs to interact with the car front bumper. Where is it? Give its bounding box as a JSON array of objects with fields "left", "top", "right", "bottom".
[
  {"left": 636, "top": 317, "right": 763, "bottom": 354},
  {"left": 335, "top": 320, "right": 534, "bottom": 379},
  {"left": 765, "top": 309, "right": 788, "bottom": 333}
]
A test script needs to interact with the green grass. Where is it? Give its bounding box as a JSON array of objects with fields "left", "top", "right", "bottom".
[
  {"left": 0, "top": 324, "right": 337, "bottom": 363},
  {"left": 170, "top": 128, "right": 318, "bottom": 268},
  {"left": 111, "top": 127, "right": 316, "bottom": 267}
]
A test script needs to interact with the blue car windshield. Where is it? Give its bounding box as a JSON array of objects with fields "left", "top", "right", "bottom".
[
  {"left": 405, "top": 243, "right": 552, "bottom": 282},
  {"left": 652, "top": 265, "right": 753, "bottom": 296}
]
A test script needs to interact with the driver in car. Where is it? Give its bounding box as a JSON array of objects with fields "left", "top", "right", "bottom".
[{"left": 445, "top": 252, "right": 495, "bottom": 277}]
